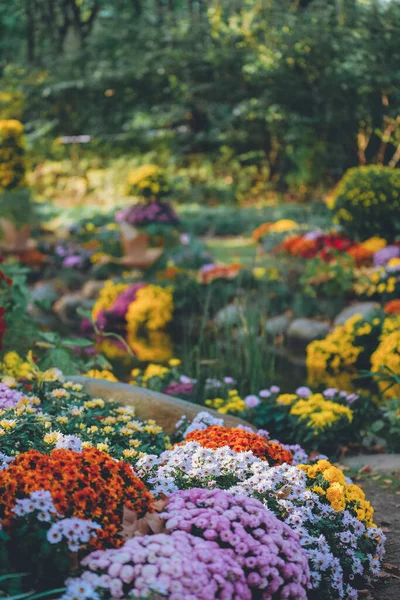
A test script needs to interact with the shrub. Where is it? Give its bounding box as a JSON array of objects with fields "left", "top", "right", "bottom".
[
  {"left": 0, "top": 448, "right": 153, "bottom": 548},
  {"left": 184, "top": 425, "right": 293, "bottom": 465},
  {"left": 0, "top": 120, "right": 25, "bottom": 192},
  {"left": 161, "top": 488, "right": 310, "bottom": 599},
  {"left": 331, "top": 166, "right": 400, "bottom": 240}
]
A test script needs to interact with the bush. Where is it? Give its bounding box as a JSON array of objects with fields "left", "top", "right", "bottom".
[
  {"left": 331, "top": 166, "right": 400, "bottom": 240},
  {"left": 0, "top": 120, "right": 25, "bottom": 192}
]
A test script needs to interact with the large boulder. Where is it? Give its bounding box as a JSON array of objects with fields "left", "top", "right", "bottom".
[
  {"left": 265, "top": 314, "right": 291, "bottom": 337},
  {"left": 287, "top": 318, "right": 330, "bottom": 345},
  {"left": 214, "top": 304, "right": 244, "bottom": 329},
  {"left": 70, "top": 376, "right": 254, "bottom": 435},
  {"left": 334, "top": 302, "right": 380, "bottom": 327}
]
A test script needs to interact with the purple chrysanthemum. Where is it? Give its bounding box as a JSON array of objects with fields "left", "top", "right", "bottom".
[
  {"left": 65, "top": 530, "right": 250, "bottom": 599},
  {"left": 163, "top": 380, "right": 194, "bottom": 397},
  {"left": 373, "top": 245, "right": 400, "bottom": 267},
  {"left": 0, "top": 383, "right": 25, "bottom": 409},
  {"left": 161, "top": 488, "right": 310, "bottom": 599},
  {"left": 115, "top": 200, "right": 179, "bottom": 227},
  {"left": 110, "top": 283, "right": 147, "bottom": 319}
]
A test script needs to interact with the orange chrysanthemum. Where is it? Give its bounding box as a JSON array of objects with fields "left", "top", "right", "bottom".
[
  {"left": 0, "top": 448, "right": 153, "bottom": 548},
  {"left": 384, "top": 299, "right": 400, "bottom": 315},
  {"left": 184, "top": 426, "right": 293, "bottom": 466}
]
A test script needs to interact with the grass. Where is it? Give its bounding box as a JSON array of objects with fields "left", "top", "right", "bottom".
[{"left": 205, "top": 237, "right": 258, "bottom": 266}]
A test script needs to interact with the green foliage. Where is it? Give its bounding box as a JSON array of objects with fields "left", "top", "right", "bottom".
[
  {"left": 332, "top": 166, "right": 400, "bottom": 240},
  {"left": 296, "top": 255, "right": 354, "bottom": 318},
  {"left": 2, "top": 0, "right": 400, "bottom": 192},
  {"left": 0, "top": 263, "right": 38, "bottom": 356},
  {"left": 0, "top": 190, "right": 35, "bottom": 227}
]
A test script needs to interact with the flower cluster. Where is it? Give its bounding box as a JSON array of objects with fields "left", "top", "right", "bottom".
[
  {"left": 116, "top": 199, "right": 179, "bottom": 227},
  {"left": 0, "top": 448, "right": 153, "bottom": 547},
  {"left": 354, "top": 262, "right": 400, "bottom": 300},
  {"left": 331, "top": 165, "right": 400, "bottom": 240},
  {"left": 47, "top": 517, "right": 101, "bottom": 552},
  {"left": 184, "top": 425, "right": 293, "bottom": 465},
  {"left": 64, "top": 530, "right": 251, "bottom": 599},
  {"left": 371, "top": 327, "right": 400, "bottom": 399},
  {"left": 161, "top": 487, "right": 310, "bottom": 598},
  {"left": 137, "top": 443, "right": 385, "bottom": 598},
  {"left": 253, "top": 219, "right": 298, "bottom": 241},
  {"left": 306, "top": 312, "right": 382, "bottom": 375},
  {"left": 298, "top": 460, "right": 375, "bottom": 527},
  {"left": 125, "top": 164, "right": 170, "bottom": 199},
  {"left": 129, "top": 360, "right": 196, "bottom": 398},
  {"left": 198, "top": 262, "right": 242, "bottom": 284},
  {"left": 384, "top": 298, "right": 400, "bottom": 315},
  {"left": 0, "top": 350, "right": 32, "bottom": 379},
  {"left": 0, "top": 119, "right": 25, "bottom": 191},
  {"left": 0, "top": 381, "right": 26, "bottom": 409},
  {"left": 0, "top": 373, "right": 167, "bottom": 462},
  {"left": 92, "top": 280, "right": 131, "bottom": 323},
  {"left": 288, "top": 393, "right": 353, "bottom": 432},
  {"left": 282, "top": 232, "right": 354, "bottom": 262},
  {"left": 126, "top": 284, "right": 173, "bottom": 336}
]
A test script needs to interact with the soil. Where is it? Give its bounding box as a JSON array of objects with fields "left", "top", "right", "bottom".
[{"left": 357, "top": 479, "right": 400, "bottom": 600}]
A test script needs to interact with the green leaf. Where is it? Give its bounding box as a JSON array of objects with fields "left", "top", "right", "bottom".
[
  {"left": 76, "top": 307, "right": 92, "bottom": 320},
  {"left": 61, "top": 338, "right": 93, "bottom": 348}
]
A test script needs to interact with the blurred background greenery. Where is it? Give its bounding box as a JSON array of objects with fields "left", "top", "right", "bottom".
[{"left": 1, "top": 0, "right": 400, "bottom": 206}]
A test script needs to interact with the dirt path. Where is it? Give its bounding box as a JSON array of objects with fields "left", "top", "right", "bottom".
[{"left": 358, "top": 479, "right": 400, "bottom": 599}]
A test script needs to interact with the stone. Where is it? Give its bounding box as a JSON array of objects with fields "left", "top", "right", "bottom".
[
  {"left": 70, "top": 376, "right": 254, "bottom": 435},
  {"left": 30, "top": 281, "right": 59, "bottom": 305},
  {"left": 214, "top": 304, "right": 244, "bottom": 329},
  {"left": 334, "top": 302, "right": 379, "bottom": 327},
  {"left": 287, "top": 318, "right": 330, "bottom": 344},
  {"left": 265, "top": 314, "right": 291, "bottom": 337},
  {"left": 341, "top": 454, "right": 400, "bottom": 473},
  {"left": 81, "top": 280, "right": 105, "bottom": 300}
]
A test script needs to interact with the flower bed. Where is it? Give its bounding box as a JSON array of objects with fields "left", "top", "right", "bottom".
[{"left": 0, "top": 362, "right": 386, "bottom": 599}]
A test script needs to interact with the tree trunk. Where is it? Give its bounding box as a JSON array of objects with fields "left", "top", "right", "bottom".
[{"left": 25, "top": 0, "right": 35, "bottom": 62}]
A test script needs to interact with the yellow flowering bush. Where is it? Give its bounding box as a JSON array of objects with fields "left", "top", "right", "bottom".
[
  {"left": 92, "top": 281, "right": 130, "bottom": 321},
  {"left": 0, "top": 351, "right": 32, "bottom": 380},
  {"left": 127, "top": 331, "right": 173, "bottom": 363},
  {"left": 370, "top": 328, "right": 400, "bottom": 399},
  {"left": 331, "top": 165, "right": 400, "bottom": 240},
  {"left": 358, "top": 237, "right": 387, "bottom": 255},
  {"left": 252, "top": 219, "right": 298, "bottom": 242},
  {"left": 126, "top": 164, "right": 170, "bottom": 199},
  {"left": 306, "top": 312, "right": 382, "bottom": 375},
  {"left": 298, "top": 460, "right": 376, "bottom": 527},
  {"left": 354, "top": 266, "right": 398, "bottom": 299},
  {"left": 288, "top": 393, "right": 353, "bottom": 432},
  {"left": 83, "top": 369, "right": 119, "bottom": 382},
  {"left": 206, "top": 389, "right": 247, "bottom": 414},
  {"left": 126, "top": 285, "right": 173, "bottom": 336},
  {"left": 0, "top": 120, "right": 25, "bottom": 191}
]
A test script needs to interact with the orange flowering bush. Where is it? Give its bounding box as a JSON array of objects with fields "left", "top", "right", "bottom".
[
  {"left": 384, "top": 298, "right": 400, "bottom": 315},
  {"left": 0, "top": 448, "right": 153, "bottom": 548},
  {"left": 184, "top": 426, "right": 293, "bottom": 465}
]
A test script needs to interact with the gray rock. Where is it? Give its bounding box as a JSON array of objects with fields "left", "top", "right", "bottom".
[
  {"left": 287, "top": 318, "right": 330, "bottom": 344},
  {"left": 265, "top": 314, "right": 291, "bottom": 337},
  {"left": 71, "top": 376, "right": 255, "bottom": 435},
  {"left": 341, "top": 454, "right": 400, "bottom": 473},
  {"left": 214, "top": 304, "right": 244, "bottom": 329},
  {"left": 30, "top": 281, "right": 59, "bottom": 305},
  {"left": 334, "top": 302, "right": 379, "bottom": 327},
  {"left": 81, "top": 280, "right": 105, "bottom": 300}
]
